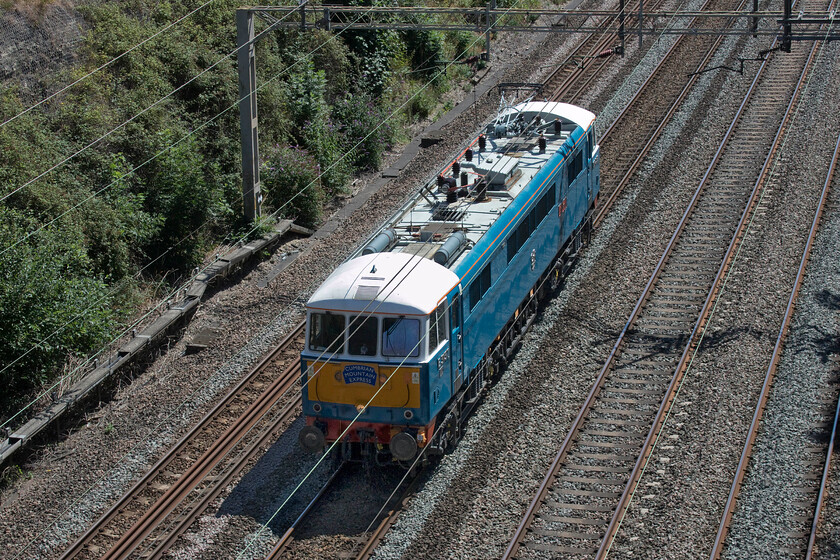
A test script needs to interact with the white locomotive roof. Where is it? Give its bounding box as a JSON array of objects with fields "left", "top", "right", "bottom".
[
  {"left": 499, "top": 101, "right": 595, "bottom": 130},
  {"left": 306, "top": 252, "right": 460, "bottom": 316},
  {"left": 329, "top": 100, "right": 597, "bottom": 295}
]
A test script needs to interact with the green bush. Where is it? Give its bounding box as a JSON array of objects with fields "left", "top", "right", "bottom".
[
  {"left": 261, "top": 145, "right": 324, "bottom": 228},
  {"left": 405, "top": 29, "right": 446, "bottom": 84},
  {"left": 332, "top": 93, "right": 393, "bottom": 171},
  {"left": 0, "top": 208, "right": 115, "bottom": 416},
  {"left": 143, "top": 131, "right": 231, "bottom": 272},
  {"left": 285, "top": 59, "right": 351, "bottom": 194}
]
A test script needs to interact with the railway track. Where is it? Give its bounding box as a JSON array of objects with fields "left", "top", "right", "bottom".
[
  {"left": 806, "top": 135, "right": 840, "bottom": 559},
  {"left": 503, "top": 11, "right": 824, "bottom": 559},
  {"left": 51, "top": 4, "right": 634, "bottom": 557},
  {"left": 710, "top": 131, "right": 840, "bottom": 560},
  {"left": 59, "top": 322, "right": 305, "bottom": 560},
  {"left": 590, "top": 0, "right": 749, "bottom": 228},
  {"left": 262, "top": 462, "right": 417, "bottom": 560},
  {"left": 541, "top": 5, "right": 633, "bottom": 101},
  {"left": 227, "top": 4, "right": 772, "bottom": 557}
]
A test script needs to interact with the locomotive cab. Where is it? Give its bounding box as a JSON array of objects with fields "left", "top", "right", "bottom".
[{"left": 299, "top": 252, "right": 460, "bottom": 463}]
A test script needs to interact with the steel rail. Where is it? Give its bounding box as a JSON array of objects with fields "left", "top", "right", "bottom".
[
  {"left": 805, "top": 132, "right": 840, "bottom": 559},
  {"left": 552, "top": 0, "right": 695, "bottom": 103},
  {"left": 263, "top": 462, "right": 347, "bottom": 560},
  {"left": 62, "top": 5, "right": 614, "bottom": 556},
  {"left": 59, "top": 321, "right": 304, "bottom": 559},
  {"left": 353, "top": 472, "right": 423, "bottom": 560},
  {"left": 707, "top": 11, "right": 836, "bottom": 557},
  {"left": 591, "top": 0, "right": 746, "bottom": 228},
  {"left": 808, "top": 395, "right": 840, "bottom": 558},
  {"left": 503, "top": 5, "right": 818, "bottom": 555},
  {"left": 543, "top": 4, "right": 630, "bottom": 102},
  {"left": 139, "top": 366, "right": 303, "bottom": 559},
  {"left": 101, "top": 359, "right": 301, "bottom": 559},
  {"left": 598, "top": 17, "right": 823, "bottom": 558},
  {"left": 262, "top": 453, "right": 422, "bottom": 560},
  {"left": 79, "top": 2, "right": 780, "bottom": 556},
  {"left": 708, "top": 129, "right": 840, "bottom": 559}
]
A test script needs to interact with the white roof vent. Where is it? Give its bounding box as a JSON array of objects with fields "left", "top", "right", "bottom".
[{"left": 354, "top": 285, "right": 381, "bottom": 300}]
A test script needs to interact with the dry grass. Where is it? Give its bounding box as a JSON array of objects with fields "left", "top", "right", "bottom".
[{"left": 1, "top": 0, "right": 73, "bottom": 23}]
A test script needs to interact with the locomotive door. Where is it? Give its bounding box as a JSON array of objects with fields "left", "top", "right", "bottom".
[
  {"left": 558, "top": 175, "right": 568, "bottom": 251},
  {"left": 449, "top": 292, "right": 464, "bottom": 394}
]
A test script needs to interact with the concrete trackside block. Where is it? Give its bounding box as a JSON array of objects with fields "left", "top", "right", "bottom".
[
  {"left": 225, "top": 247, "right": 252, "bottom": 267},
  {"left": 142, "top": 309, "right": 186, "bottom": 342},
  {"left": 420, "top": 130, "right": 444, "bottom": 148},
  {"left": 119, "top": 334, "right": 151, "bottom": 356},
  {"left": 206, "top": 260, "right": 229, "bottom": 279},
  {"left": 186, "top": 282, "right": 207, "bottom": 299}
]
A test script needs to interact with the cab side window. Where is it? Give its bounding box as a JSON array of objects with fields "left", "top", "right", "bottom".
[
  {"left": 429, "top": 303, "right": 448, "bottom": 353},
  {"left": 382, "top": 317, "right": 420, "bottom": 357},
  {"left": 309, "top": 313, "right": 346, "bottom": 355}
]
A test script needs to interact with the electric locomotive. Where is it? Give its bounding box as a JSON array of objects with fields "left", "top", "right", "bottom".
[{"left": 299, "top": 94, "right": 599, "bottom": 464}]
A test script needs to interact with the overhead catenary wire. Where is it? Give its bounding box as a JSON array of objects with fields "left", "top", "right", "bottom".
[
  {"left": 12, "top": 208, "right": 455, "bottom": 559},
  {"left": 2, "top": 0, "right": 465, "bottom": 436},
  {"left": 0, "top": 217, "right": 220, "bottom": 431},
  {"left": 236, "top": 6, "right": 539, "bottom": 556},
  {"left": 2, "top": 0, "right": 564, "bottom": 455},
  {"left": 13, "top": 3, "right": 556, "bottom": 556},
  {"left": 0, "top": 0, "right": 222, "bottom": 129},
  {"left": 604, "top": 7, "right": 838, "bottom": 556},
  {"left": 0, "top": 5, "right": 379, "bottom": 431}
]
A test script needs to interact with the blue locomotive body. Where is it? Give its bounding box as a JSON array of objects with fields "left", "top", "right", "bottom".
[{"left": 299, "top": 100, "right": 599, "bottom": 463}]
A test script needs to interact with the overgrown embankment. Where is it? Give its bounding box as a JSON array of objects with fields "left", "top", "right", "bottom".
[{"left": 0, "top": 0, "right": 487, "bottom": 418}]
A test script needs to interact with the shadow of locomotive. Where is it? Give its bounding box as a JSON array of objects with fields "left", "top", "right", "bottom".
[
  {"left": 217, "top": 415, "right": 410, "bottom": 539},
  {"left": 217, "top": 416, "right": 329, "bottom": 534}
]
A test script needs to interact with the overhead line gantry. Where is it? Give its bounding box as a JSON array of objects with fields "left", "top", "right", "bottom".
[{"left": 236, "top": 2, "right": 838, "bottom": 221}]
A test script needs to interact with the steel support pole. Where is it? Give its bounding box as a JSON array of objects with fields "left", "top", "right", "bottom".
[
  {"left": 638, "top": 0, "right": 643, "bottom": 48},
  {"left": 236, "top": 9, "right": 261, "bottom": 222},
  {"left": 485, "top": 0, "right": 496, "bottom": 60},
  {"left": 300, "top": 0, "right": 306, "bottom": 30},
  {"left": 619, "top": 0, "right": 625, "bottom": 55},
  {"left": 782, "top": 0, "right": 792, "bottom": 51}
]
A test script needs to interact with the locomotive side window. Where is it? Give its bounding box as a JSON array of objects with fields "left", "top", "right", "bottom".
[
  {"left": 451, "top": 294, "right": 460, "bottom": 328},
  {"left": 536, "top": 184, "right": 556, "bottom": 223},
  {"left": 567, "top": 148, "right": 584, "bottom": 184},
  {"left": 429, "top": 303, "right": 448, "bottom": 353},
  {"left": 507, "top": 184, "right": 557, "bottom": 263},
  {"left": 469, "top": 265, "right": 492, "bottom": 311},
  {"left": 382, "top": 317, "right": 420, "bottom": 357},
  {"left": 537, "top": 192, "right": 548, "bottom": 221},
  {"left": 348, "top": 315, "right": 378, "bottom": 356},
  {"left": 309, "top": 313, "right": 346, "bottom": 355},
  {"left": 507, "top": 235, "right": 517, "bottom": 262}
]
